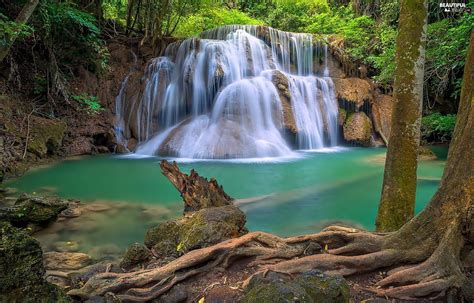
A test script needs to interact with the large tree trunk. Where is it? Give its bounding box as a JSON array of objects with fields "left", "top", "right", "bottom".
[
  {"left": 67, "top": 32, "right": 473, "bottom": 301},
  {"left": 0, "top": 0, "right": 40, "bottom": 62},
  {"left": 376, "top": 0, "right": 428, "bottom": 232}
]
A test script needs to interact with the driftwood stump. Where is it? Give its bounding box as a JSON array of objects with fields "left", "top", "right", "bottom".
[{"left": 160, "top": 160, "right": 233, "bottom": 213}]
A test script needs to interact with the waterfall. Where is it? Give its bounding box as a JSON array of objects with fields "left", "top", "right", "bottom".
[{"left": 117, "top": 25, "right": 339, "bottom": 159}]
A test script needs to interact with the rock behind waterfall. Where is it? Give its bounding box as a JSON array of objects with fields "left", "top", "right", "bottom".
[
  {"left": 144, "top": 205, "right": 247, "bottom": 261},
  {"left": 241, "top": 270, "right": 350, "bottom": 303}
]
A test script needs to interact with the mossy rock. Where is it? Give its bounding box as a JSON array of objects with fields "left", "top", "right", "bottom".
[
  {"left": 27, "top": 116, "right": 67, "bottom": 158},
  {"left": 120, "top": 243, "right": 152, "bottom": 270},
  {"left": 295, "top": 270, "right": 350, "bottom": 302},
  {"left": 0, "top": 194, "right": 68, "bottom": 228},
  {"left": 145, "top": 205, "right": 247, "bottom": 259},
  {"left": 0, "top": 222, "right": 71, "bottom": 303},
  {"left": 343, "top": 112, "right": 373, "bottom": 146},
  {"left": 241, "top": 270, "right": 349, "bottom": 303}
]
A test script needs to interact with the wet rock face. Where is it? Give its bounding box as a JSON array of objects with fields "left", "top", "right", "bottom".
[
  {"left": 0, "top": 194, "right": 68, "bottom": 228},
  {"left": 144, "top": 205, "right": 247, "bottom": 260},
  {"left": 271, "top": 70, "right": 297, "bottom": 135},
  {"left": 343, "top": 112, "right": 373, "bottom": 146},
  {"left": 241, "top": 270, "right": 350, "bottom": 303},
  {"left": 0, "top": 222, "right": 70, "bottom": 302}
]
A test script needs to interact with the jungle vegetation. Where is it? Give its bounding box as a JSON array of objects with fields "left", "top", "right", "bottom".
[{"left": 1, "top": 0, "right": 471, "bottom": 120}]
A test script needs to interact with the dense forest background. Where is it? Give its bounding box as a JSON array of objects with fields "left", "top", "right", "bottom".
[{"left": 0, "top": 0, "right": 472, "bottom": 144}]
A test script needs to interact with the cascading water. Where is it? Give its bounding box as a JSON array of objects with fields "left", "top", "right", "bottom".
[{"left": 119, "top": 25, "right": 339, "bottom": 159}]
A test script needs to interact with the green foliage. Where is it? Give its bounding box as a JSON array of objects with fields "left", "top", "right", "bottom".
[
  {"left": 102, "top": 0, "right": 128, "bottom": 25},
  {"left": 267, "top": 0, "right": 330, "bottom": 32},
  {"left": 367, "top": 23, "right": 396, "bottom": 84},
  {"left": 0, "top": 13, "right": 33, "bottom": 49},
  {"left": 72, "top": 94, "right": 103, "bottom": 114},
  {"left": 174, "top": 7, "right": 264, "bottom": 37},
  {"left": 421, "top": 113, "right": 456, "bottom": 143},
  {"left": 425, "top": 7, "right": 473, "bottom": 100},
  {"left": 301, "top": 4, "right": 397, "bottom": 84},
  {"left": 35, "top": 0, "right": 109, "bottom": 73}
]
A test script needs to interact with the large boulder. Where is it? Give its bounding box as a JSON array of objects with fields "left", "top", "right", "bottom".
[
  {"left": 0, "top": 222, "right": 70, "bottom": 302},
  {"left": 241, "top": 270, "right": 350, "bottom": 303},
  {"left": 144, "top": 205, "right": 247, "bottom": 259},
  {"left": 27, "top": 116, "right": 67, "bottom": 158},
  {"left": 0, "top": 194, "right": 68, "bottom": 228},
  {"left": 332, "top": 77, "right": 373, "bottom": 109},
  {"left": 343, "top": 112, "right": 373, "bottom": 146},
  {"left": 372, "top": 94, "right": 393, "bottom": 145}
]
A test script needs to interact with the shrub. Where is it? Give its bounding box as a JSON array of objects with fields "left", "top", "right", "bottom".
[
  {"left": 421, "top": 113, "right": 456, "bottom": 143},
  {"left": 72, "top": 94, "right": 103, "bottom": 115},
  {"left": 173, "top": 7, "right": 264, "bottom": 38}
]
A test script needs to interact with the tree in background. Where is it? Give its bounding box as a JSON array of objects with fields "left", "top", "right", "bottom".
[
  {"left": 376, "top": 0, "right": 428, "bottom": 232},
  {"left": 0, "top": 0, "right": 39, "bottom": 62}
]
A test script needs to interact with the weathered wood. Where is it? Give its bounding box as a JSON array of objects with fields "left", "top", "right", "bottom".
[{"left": 160, "top": 160, "right": 233, "bottom": 213}]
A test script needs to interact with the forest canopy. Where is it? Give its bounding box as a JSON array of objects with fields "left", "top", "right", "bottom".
[{"left": 1, "top": 0, "right": 472, "bottom": 120}]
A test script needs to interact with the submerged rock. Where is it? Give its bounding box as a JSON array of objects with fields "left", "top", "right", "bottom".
[
  {"left": 43, "top": 251, "right": 93, "bottom": 270},
  {"left": 0, "top": 222, "right": 70, "bottom": 302},
  {"left": 144, "top": 205, "right": 247, "bottom": 259},
  {"left": 343, "top": 112, "right": 373, "bottom": 146},
  {"left": 242, "top": 270, "right": 350, "bottom": 303},
  {"left": 0, "top": 194, "right": 68, "bottom": 228}
]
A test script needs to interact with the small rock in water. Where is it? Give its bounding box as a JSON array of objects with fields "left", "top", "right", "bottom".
[
  {"left": 43, "top": 251, "right": 92, "bottom": 270},
  {"left": 89, "top": 243, "right": 123, "bottom": 260},
  {"left": 53, "top": 241, "right": 80, "bottom": 252},
  {"left": 0, "top": 194, "right": 69, "bottom": 229},
  {"left": 83, "top": 202, "right": 112, "bottom": 213},
  {"left": 59, "top": 200, "right": 82, "bottom": 218}
]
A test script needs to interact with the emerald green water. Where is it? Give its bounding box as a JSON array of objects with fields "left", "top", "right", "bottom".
[{"left": 6, "top": 147, "right": 446, "bottom": 254}]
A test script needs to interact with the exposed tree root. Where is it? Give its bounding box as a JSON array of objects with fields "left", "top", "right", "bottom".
[{"left": 67, "top": 224, "right": 468, "bottom": 302}]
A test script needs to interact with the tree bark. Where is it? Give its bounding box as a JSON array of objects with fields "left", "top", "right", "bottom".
[
  {"left": 160, "top": 160, "right": 233, "bottom": 213},
  {"left": 0, "top": 0, "right": 40, "bottom": 62},
  {"left": 376, "top": 0, "right": 428, "bottom": 232}
]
